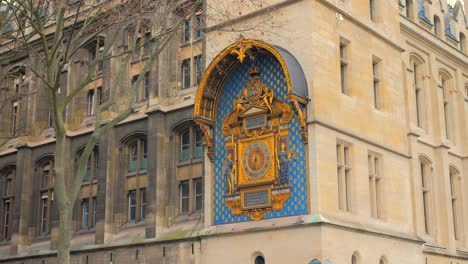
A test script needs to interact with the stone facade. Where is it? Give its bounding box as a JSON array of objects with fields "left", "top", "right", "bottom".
[{"left": 0, "top": 0, "right": 466, "bottom": 264}]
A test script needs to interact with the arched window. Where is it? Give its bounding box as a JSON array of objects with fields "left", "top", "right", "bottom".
[
  {"left": 439, "top": 73, "right": 453, "bottom": 141},
  {"left": 254, "top": 255, "right": 265, "bottom": 264},
  {"left": 379, "top": 256, "right": 388, "bottom": 264},
  {"left": 75, "top": 147, "right": 99, "bottom": 230},
  {"left": 449, "top": 167, "right": 463, "bottom": 241},
  {"left": 1, "top": 67, "right": 26, "bottom": 137},
  {"left": 173, "top": 122, "right": 204, "bottom": 215},
  {"left": 410, "top": 57, "right": 425, "bottom": 128},
  {"left": 0, "top": 165, "right": 15, "bottom": 241},
  {"left": 121, "top": 134, "right": 148, "bottom": 223},
  {"left": 36, "top": 157, "right": 54, "bottom": 236},
  {"left": 126, "top": 137, "right": 147, "bottom": 173},
  {"left": 351, "top": 251, "right": 360, "bottom": 264},
  {"left": 419, "top": 156, "right": 433, "bottom": 235},
  {"left": 179, "top": 126, "right": 203, "bottom": 161}
]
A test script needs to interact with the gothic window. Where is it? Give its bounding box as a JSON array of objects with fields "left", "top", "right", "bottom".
[
  {"left": 79, "top": 196, "right": 97, "bottom": 230},
  {"left": 127, "top": 188, "right": 146, "bottom": 222},
  {"left": 351, "top": 253, "right": 359, "bottom": 264},
  {"left": 179, "top": 181, "right": 189, "bottom": 213},
  {"left": 410, "top": 57, "right": 426, "bottom": 128},
  {"left": 254, "top": 255, "right": 265, "bottom": 264},
  {"left": 121, "top": 134, "right": 148, "bottom": 224},
  {"left": 128, "top": 190, "right": 136, "bottom": 221},
  {"left": 372, "top": 57, "right": 381, "bottom": 109},
  {"left": 337, "top": 141, "right": 352, "bottom": 211},
  {"left": 439, "top": 74, "right": 453, "bottom": 141},
  {"left": 181, "top": 7, "right": 204, "bottom": 44},
  {"left": 182, "top": 59, "right": 191, "bottom": 89},
  {"left": 194, "top": 178, "right": 203, "bottom": 212},
  {"left": 194, "top": 55, "right": 203, "bottom": 86},
  {"left": 11, "top": 101, "right": 18, "bottom": 135},
  {"left": 179, "top": 126, "right": 203, "bottom": 161},
  {"left": 0, "top": 166, "right": 15, "bottom": 241},
  {"left": 130, "top": 28, "right": 152, "bottom": 61},
  {"left": 3, "top": 68, "right": 26, "bottom": 136},
  {"left": 420, "top": 157, "right": 433, "bottom": 235},
  {"left": 81, "top": 198, "right": 89, "bottom": 229},
  {"left": 368, "top": 152, "right": 383, "bottom": 218},
  {"left": 126, "top": 137, "right": 147, "bottom": 173},
  {"left": 144, "top": 72, "right": 150, "bottom": 100},
  {"left": 76, "top": 147, "right": 99, "bottom": 183},
  {"left": 449, "top": 167, "right": 463, "bottom": 241},
  {"left": 194, "top": 9, "right": 204, "bottom": 39},
  {"left": 37, "top": 157, "right": 54, "bottom": 236},
  {"left": 85, "top": 38, "right": 104, "bottom": 74},
  {"left": 339, "top": 41, "right": 349, "bottom": 94},
  {"left": 183, "top": 19, "right": 192, "bottom": 43}
]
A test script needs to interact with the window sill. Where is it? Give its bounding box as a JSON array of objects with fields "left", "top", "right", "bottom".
[
  {"left": 81, "top": 179, "right": 98, "bottom": 186},
  {"left": 0, "top": 240, "right": 11, "bottom": 245},
  {"left": 34, "top": 234, "right": 51, "bottom": 242},
  {"left": 123, "top": 220, "right": 146, "bottom": 229},
  {"left": 75, "top": 227, "right": 96, "bottom": 235},
  {"left": 179, "top": 38, "right": 203, "bottom": 48},
  {"left": 126, "top": 169, "right": 148, "bottom": 177},
  {"left": 173, "top": 211, "right": 202, "bottom": 223},
  {"left": 176, "top": 158, "right": 202, "bottom": 167}
]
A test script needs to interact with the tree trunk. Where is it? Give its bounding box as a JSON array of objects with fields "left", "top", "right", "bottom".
[{"left": 57, "top": 204, "right": 72, "bottom": 264}]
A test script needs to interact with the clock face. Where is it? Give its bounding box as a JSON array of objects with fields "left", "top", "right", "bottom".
[{"left": 242, "top": 141, "right": 271, "bottom": 179}]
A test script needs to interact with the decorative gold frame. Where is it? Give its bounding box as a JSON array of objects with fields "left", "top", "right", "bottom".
[{"left": 240, "top": 186, "right": 272, "bottom": 210}]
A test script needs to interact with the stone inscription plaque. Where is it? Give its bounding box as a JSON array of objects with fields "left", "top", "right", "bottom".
[
  {"left": 244, "top": 116, "right": 266, "bottom": 129},
  {"left": 243, "top": 189, "right": 269, "bottom": 208}
]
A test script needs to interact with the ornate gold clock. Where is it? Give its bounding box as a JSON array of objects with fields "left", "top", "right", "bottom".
[
  {"left": 238, "top": 134, "right": 276, "bottom": 187},
  {"left": 222, "top": 65, "right": 297, "bottom": 221}
]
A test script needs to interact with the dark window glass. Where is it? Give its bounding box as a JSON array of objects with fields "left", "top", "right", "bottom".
[
  {"left": 255, "top": 256, "right": 265, "bottom": 264},
  {"left": 194, "top": 178, "right": 203, "bottom": 211},
  {"left": 82, "top": 199, "right": 89, "bottom": 228},
  {"left": 128, "top": 142, "right": 138, "bottom": 172},
  {"left": 194, "top": 127, "right": 203, "bottom": 158},
  {"left": 128, "top": 190, "right": 136, "bottom": 221},
  {"left": 140, "top": 188, "right": 146, "bottom": 219},
  {"left": 183, "top": 19, "right": 191, "bottom": 43},
  {"left": 182, "top": 59, "right": 191, "bottom": 89},
  {"left": 180, "top": 181, "right": 189, "bottom": 213},
  {"left": 194, "top": 56, "right": 203, "bottom": 85},
  {"left": 141, "top": 139, "right": 148, "bottom": 169},
  {"left": 40, "top": 198, "right": 48, "bottom": 234},
  {"left": 180, "top": 130, "right": 190, "bottom": 161}
]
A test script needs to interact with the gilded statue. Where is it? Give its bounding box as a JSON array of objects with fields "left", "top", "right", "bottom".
[
  {"left": 223, "top": 153, "right": 235, "bottom": 195},
  {"left": 276, "top": 143, "right": 297, "bottom": 186}
]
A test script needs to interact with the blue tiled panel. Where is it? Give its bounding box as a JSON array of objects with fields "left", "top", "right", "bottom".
[{"left": 213, "top": 55, "right": 308, "bottom": 225}]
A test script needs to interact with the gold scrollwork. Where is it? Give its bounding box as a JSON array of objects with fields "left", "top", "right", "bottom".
[
  {"left": 244, "top": 127, "right": 266, "bottom": 138},
  {"left": 271, "top": 193, "right": 291, "bottom": 211},
  {"left": 194, "top": 37, "right": 296, "bottom": 120},
  {"left": 225, "top": 198, "right": 242, "bottom": 216},
  {"left": 195, "top": 121, "right": 214, "bottom": 161}
]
